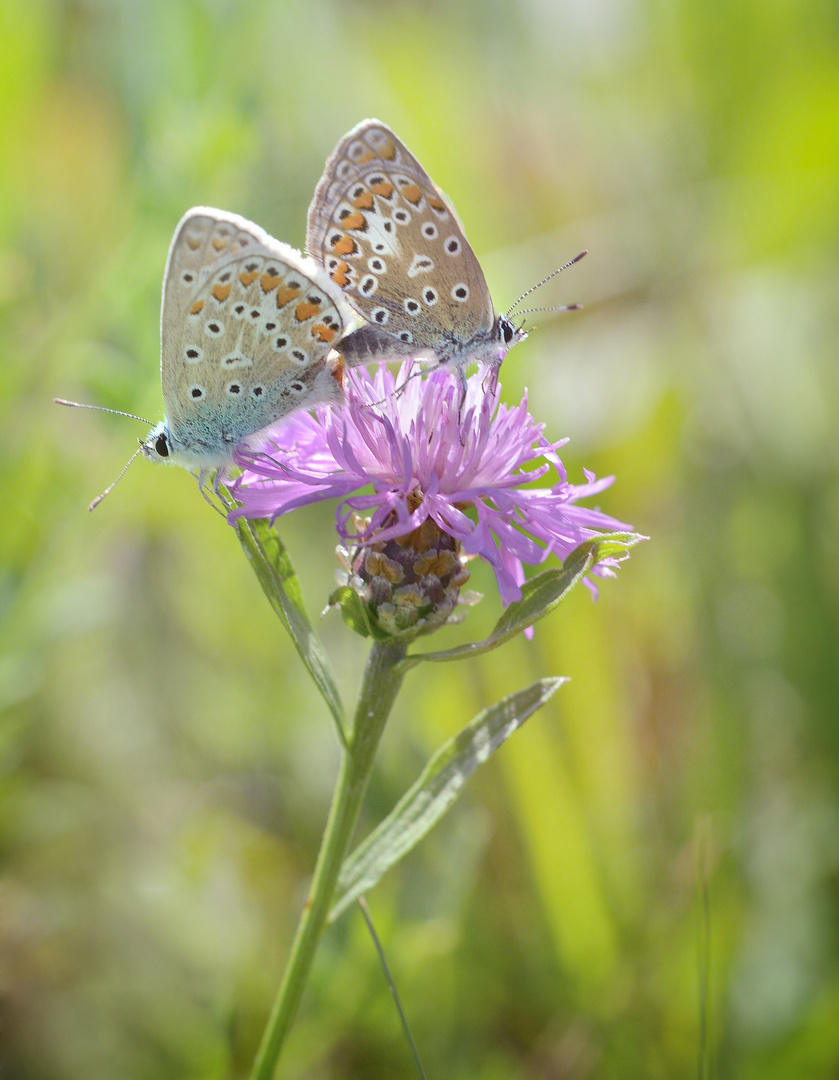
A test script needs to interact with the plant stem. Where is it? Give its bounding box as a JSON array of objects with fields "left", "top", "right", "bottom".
[{"left": 249, "top": 638, "right": 408, "bottom": 1080}]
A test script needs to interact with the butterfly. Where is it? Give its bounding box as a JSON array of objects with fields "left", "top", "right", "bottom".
[
  {"left": 306, "top": 119, "right": 584, "bottom": 390},
  {"left": 144, "top": 207, "right": 350, "bottom": 485},
  {"left": 59, "top": 207, "right": 351, "bottom": 507}
]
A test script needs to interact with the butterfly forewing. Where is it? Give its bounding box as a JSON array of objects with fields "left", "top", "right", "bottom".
[
  {"left": 307, "top": 121, "right": 495, "bottom": 361},
  {"left": 161, "top": 209, "right": 345, "bottom": 454}
]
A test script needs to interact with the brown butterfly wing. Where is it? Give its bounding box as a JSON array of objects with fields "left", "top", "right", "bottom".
[{"left": 306, "top": 120, "right": 495, "bottom": 361}]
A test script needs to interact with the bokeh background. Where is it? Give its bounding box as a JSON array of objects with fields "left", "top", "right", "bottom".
[{"left": 3, "top": 0, "right": 839, "bottom": 1077}]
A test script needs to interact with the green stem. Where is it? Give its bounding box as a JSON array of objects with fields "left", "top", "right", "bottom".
[{"left": 249, "top": 639, "right": 408, "bottom": 1080}]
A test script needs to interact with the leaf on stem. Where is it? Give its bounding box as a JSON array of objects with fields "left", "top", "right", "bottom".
[
  {"left": 401, "top": 532, "right": 646, "bottom": 669},
  {"left": 236, "top": 517, "right": 347, "bottom": 745},
  {"left": 329, "top": 677, "right": 566, "bottom": 920}
]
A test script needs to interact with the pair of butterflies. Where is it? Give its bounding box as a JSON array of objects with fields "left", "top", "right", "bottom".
[{"left": 77, "top": 119, "right": 584, "bottom": 500}]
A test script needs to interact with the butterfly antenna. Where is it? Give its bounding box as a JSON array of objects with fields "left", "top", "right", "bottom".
[
  {"left": 514, "top": 304, "right": 582, "bottom": 316},
  {"left": 88, "top": 445, "right": 144, "bottom": 511},
  {"left": 54, "top": 398, "right": 153, "bottom": 426},
  {"left": 506, "top": 250, "right": 588, "bottom": 316}
]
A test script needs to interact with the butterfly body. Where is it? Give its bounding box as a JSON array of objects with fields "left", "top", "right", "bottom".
[
  {"left": 307, "top": 120, "right": 527, "bottom": 381},
  {"left": 146, "top": 207, "right": 348, "bottom": 485}
]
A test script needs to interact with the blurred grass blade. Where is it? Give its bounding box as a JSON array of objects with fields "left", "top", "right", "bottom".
[
  {"left": 358, "top": 897, "right": 427, "bottom": 1080},
  {"left": 236, "top": 517, "right": 346, "bottom": 745},
  {"left": 330, "top": 677, "right": 566, "bottom": 920},
  {"left": 402, "top": 533, "right": 646, "bottom": 670}
]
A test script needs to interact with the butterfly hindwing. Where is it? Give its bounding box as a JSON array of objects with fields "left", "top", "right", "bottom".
[
  {"left": 306, "top": 121, "right": 495, "bottom": 365},
  {"left": 160, "top": 208, "right": 346, "bottom": 463}
]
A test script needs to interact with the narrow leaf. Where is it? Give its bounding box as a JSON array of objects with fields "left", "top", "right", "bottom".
[
  {"left": 402, "top": 532, "right": 646, "bottom": 669},
  {"left": 236, "top": 517, "right": 346, "bottom": 745},
  {"left": 330, "top": 677, "right": 566, "bottom": 920}
]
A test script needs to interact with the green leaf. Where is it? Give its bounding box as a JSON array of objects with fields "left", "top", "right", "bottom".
[
  {"left": 236, "top": 517, "right": 346, "bottom": 746},
  {"left": 329, "top": 677, "right": 566, "bottom": 921},
  {"left": 328, "top": 585, "right": 373, "bottom": 639},
  {"left": 401, "top": 532, "right": 646, "bottom": 669}
]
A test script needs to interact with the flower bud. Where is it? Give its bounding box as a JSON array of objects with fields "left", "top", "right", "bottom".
[{"left": 347, "top": 512, "right": 471, "bottom": 639}]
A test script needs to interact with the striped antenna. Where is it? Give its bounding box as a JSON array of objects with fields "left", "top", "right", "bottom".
[
  {"left": 88, "top": 445, "right": 144, "bottom": 511},
  {"left": 55, "top": 398, "right": 152, "bottom": 510},
  {"left": 506, "top": 250, "right": 588, "bottom": 316},
  {"left": 54, "top": 398, "right": 152, "bottom": 425}
]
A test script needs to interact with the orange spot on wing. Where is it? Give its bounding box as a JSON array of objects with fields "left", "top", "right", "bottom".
[
  {"left": 331, "top": 355, "right": 346, "bottom": 388},
  {"left": 341, "top": 211, "right": 366, "bottom": 231},
  {"left": 356, "top": 150, "right": 375, "bottom": 164},
  {"left": 428, "top": 196, "right": 446, "bottom": 211},
  {"left": 190, "top": 299, "right": 204, "bottom": 314},
  {"left": 370, "top": 180, "right": 394, "bottom": 199},
  {"left": 261, "top": 272, "right": 281, "bottom": 292},
  {"left": 352, "top": 191, "right": 374, "bottom": 210},
  {"left": 212, "top": 282, "right": 232, "bottom": 302},
  {"left": 296, "top": 300, "right": 321, "bottom": 322},
  {"left": 332, "top": 234, "right": 357, "bottom": 256},
  {"left": 401, "top": 184, "right": 422, "bottom": 205},
  {"left": 380, "top": 140, "right": 396, "bottom": 160},
  {"left": 239, "top": 270, "right": 259, "bottom": 286},
  {"left": 276, "top": 285, "right": 301, "bottom": 308},
  {"left": 186, "top": 236, "right": 201, "bottom": 250},
  {"left": 312, "top": 323, "right": 336, "bottom": 343},
  {"left": 332, "top": 261, "right": 351, "bottom": 287},
  {"left": 212, "top": 236, "right": 228, "bottom": 251}
]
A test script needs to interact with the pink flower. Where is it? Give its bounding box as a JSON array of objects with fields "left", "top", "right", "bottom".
[{"left": 231, "top": 363, "right": 629, "bottom": 606}]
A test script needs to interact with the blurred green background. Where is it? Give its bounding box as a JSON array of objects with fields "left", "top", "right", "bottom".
[{"left": 3, "top": 0, "right": 839, "bottom": 1077}]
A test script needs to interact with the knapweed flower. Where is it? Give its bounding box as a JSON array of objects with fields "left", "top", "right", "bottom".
[{"left": 232, "top": 362, "right": 629, "bottom": 636}]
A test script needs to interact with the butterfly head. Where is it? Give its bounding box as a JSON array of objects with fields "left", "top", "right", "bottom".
[
  {"left": 141, "top": 422, "right": 173, "bottom": 464},
  {"left": 476, "top": 314, "right": 527, "bottom": 371},
  {"left": 496, "top": 313, "right": 528, "bottom": 358},
  {"left": 140, "top": 421, "right": 230, "bottom": 473}
]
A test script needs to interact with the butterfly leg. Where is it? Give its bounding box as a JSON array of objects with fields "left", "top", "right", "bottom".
[
  {"left": 193, "top": 467, "right": 231, "bottom": 517},
  {"left": 392, "top": 360, "right": 425, "bottom": 403},
  {"left": 481, "top": 363, "right": 500, "bottom": 397},
  {"left": 457, "top": 367, "right": 470, "bottom": 442}
]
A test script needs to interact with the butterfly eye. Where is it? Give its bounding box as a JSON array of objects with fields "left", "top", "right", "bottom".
[
  {"left": 155, "top": 433, "right": 169, "bottom": 458},
  {"left": 499, "top": 318, "right": 515, "bottom": 345}
]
